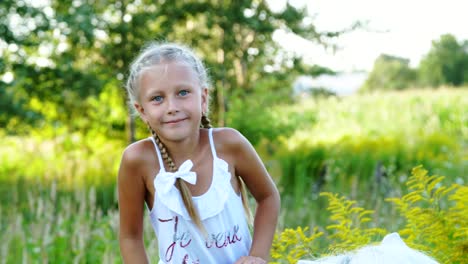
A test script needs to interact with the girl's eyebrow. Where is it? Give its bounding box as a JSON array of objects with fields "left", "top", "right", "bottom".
[
  {"left": 143, "top": 81, "right": 196, "bottom": 98},
  {"left": 173, "top": 81, "right": 196, "bottom": 87}
]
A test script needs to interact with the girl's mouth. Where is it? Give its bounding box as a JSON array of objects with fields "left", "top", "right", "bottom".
[{"left": 164, "top": 118, "right": 186, "bottom": 124}]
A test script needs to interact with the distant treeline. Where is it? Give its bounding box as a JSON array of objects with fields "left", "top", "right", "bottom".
[{"left": 362, "top": 34, "right": 468, "bottom": 91}]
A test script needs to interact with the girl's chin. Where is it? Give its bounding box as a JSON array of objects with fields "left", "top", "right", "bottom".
[{"left": 158, "top": 128, "right": 192, "bottom": 141}]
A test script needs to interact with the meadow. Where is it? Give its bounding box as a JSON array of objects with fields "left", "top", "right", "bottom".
[{"left": 1, "top": 88, "right": 466, "bottom": 263}]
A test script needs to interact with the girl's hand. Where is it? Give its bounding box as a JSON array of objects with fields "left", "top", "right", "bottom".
[{"left": 234, "top": 256, "right": 267, "bottom": 264}]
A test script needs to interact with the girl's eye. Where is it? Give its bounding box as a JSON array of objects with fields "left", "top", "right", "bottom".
[
  {"left": 178, "top": 90, "right": 189, "bottom": 96},
  {"left": 152, "top": 95, "right": 163, "bottom": 102}
]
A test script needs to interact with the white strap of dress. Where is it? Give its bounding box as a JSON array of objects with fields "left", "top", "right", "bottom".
[
  {"left": 149, "top": 136, "right": 166, "bottom": 172},
  {"left": 208, "top": 128, "right": 217, "bottom": 158}
]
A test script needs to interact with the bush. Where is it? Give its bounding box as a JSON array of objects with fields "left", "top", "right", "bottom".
[{"left": 271, "top": 166, "right": 468, "bottom": 264}]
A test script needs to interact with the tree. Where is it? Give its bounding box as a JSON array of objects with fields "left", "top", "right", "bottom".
[
  {"left": 361, "top": 54, "right": 417, "bottom": 91},
  {"left": 0, "top": 0, "right": 108, "bottom": 135},
  {"left": 153, "top": 1, "right": 357, "bottom": 125},
  {"left": 1, "top": 0, "right": 358, "bottom": 142},
  {"left": 418, "top": 34, "right": 468, "bottom": 87}
]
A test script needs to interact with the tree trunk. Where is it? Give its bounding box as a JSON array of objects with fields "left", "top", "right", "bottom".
[
  {"left": 217, "top": 29, "right": 226, "bottom": 127},
  {"left": 216, "top": 82, "right": 225, "bottom": 127},
  {"left": 127, "top": 110, "right": 135, "bottom": 143}
]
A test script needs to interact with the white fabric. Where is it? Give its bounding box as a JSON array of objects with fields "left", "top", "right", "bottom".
[
  {"left": 148, "top": 129, "right": 252, "bottom": 264},
  {"left": 297, "top": 232, "right": 439, "bottom": 264},
  {"left": 155, "top": 160, "right": 197, "bottom": 195}
]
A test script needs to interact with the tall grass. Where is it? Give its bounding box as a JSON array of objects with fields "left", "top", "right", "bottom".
[
  {"left": 0, "top": 134, "right": 132, "bottom": 262},
  {"left": 271, "top": 166, "right": 468, "bottom": 264},
  {"left": 267, "top": 88, "right": 467, "bottom": 228},
  {"left": 0, "top": 179, "right": 160, "bottom": 263},
  {"left": 0, "top": 88, "right": 466, "bottom": 262}
]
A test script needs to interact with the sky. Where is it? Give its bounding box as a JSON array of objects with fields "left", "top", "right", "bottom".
[{"left": 270, "top": 0, "right": 468, "bottom": 72}]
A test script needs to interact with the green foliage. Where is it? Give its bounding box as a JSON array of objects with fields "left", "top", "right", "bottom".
[
  {"left": 0, "top": 180, "right": 159, "bottom": 263},
  {"left": 272, "top": 191, "right": 387, "bottom": 263},
  {"left": 272, "top": 166, "right": 467, "bottom": 264},
  {"left": 386, "top": 166, "right": 468, "bottom": 263},
  {"left": 0, "top": 136, "right": 159, "bottom": 263},
  {"left": 320, "top": 192, "right": 387, "bottom": 253},
  {"left": 271, "top": 227, "right": 323, "bottom": 263},
  {"left": 277, "top": 141, "right": 327, "bottom": 210},
  {"left": 362, "top": 54, "right": 417, "bottom": 91},
  {"left": 226, "top": 94, "right": 317, "bottom": 146},
  {"left": 1, "top": 0, "right": 352, "bottom": 142},
  {"left": 362, "top": 34, "right": 468, "bottom": 92},
  {"left": 1, "top": 181, "right": 117, "bottom": 263},
  {"left": 0, "top": 134, "right": 125, "bottom": 214},
  {"left": 418, "top": 34, "right": 468, "bottom": 87},
  {"left": 275, "top": 88, "right": 466, "bottom": 209},
  {"left": 0, "top": 89, "right": 466, "bottom": 263}
]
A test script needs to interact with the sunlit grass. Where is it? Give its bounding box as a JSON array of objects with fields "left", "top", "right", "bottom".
[
  {"left": 0, "top": 88, "right": 466, "bottom": 262},
  {"left": 263, "top": 88, "right": 467, "bottom": 228},
  {"left": 0, "top": 179, "right": 159, "bottom": 263}
]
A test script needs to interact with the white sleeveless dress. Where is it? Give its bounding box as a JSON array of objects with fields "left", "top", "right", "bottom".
[{"left": 148, "top": 128, "right": 252, "bottom": 264}]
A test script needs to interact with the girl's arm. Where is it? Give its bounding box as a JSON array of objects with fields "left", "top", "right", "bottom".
[
  {"left": 221, "top": 128, "right": 281, "bottom": 261},
  {"left": 118, "top": 144, "right": 150, "bottom": 264}
]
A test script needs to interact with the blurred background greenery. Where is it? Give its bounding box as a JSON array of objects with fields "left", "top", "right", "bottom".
[{"left": 1, "top": 0, "right": 466, "bottom": 263}]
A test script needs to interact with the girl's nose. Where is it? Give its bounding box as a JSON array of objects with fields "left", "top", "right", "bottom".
[{"left": 166, "top": 96, "right": 179, "bottom": 114}]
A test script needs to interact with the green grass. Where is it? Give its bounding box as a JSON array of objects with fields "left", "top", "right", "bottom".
[
  {"left": 0, "top": 88, "right": 466, "bottom": 262},
  {"left": 265, "top": 88, "right": 467, "bottom": 228},
  {"left": 1, "top": 180, "right": 160, "bottom": 263}
]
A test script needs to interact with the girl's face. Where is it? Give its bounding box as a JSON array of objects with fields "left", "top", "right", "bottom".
[{"left": 135, "top": 61, "right": 208, "bottom": 142}]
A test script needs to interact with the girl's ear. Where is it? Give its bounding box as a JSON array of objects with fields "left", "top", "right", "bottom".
[
  {"left": 134, "top": 103, "right": 147, "bottom": 122},
  {"left": 201, "top": 87, "right": 208, "bottom": 113}
]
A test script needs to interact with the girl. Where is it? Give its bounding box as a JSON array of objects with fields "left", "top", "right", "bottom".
[{"left": 118, "top": 42, "right": 280, "bottom": 264}]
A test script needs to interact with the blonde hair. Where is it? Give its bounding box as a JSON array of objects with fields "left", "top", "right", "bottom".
[
  {"left": 126, "top": 42, "right": 251, "bottom": 231},
  {"left": 126, "top": 42, "right": 211, "bottom": 113}
]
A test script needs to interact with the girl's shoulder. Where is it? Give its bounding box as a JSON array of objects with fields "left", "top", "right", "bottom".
[
  {"left": 120, "top": 137, "right": 160, "bottom": 171},
  {"left": 211, "top": 127, "right": 245, "bottom": 145},
  {"left": 210, "top": 127, "right": 251, "bottom": 153}
]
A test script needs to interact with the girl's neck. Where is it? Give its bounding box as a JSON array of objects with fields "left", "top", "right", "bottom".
[{"left": 162, "top": 128, "right": 204, "bottom": 165}]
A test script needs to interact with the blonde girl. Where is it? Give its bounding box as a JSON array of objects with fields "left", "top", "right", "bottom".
[{"left": 118, "top": 42, "right": 280, "bottom": 264}]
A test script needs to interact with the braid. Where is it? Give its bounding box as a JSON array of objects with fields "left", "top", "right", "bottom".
[
  {"left": 238, "top": 176, "right": 253, "bottom": 225},
  {"left": 201, "top": 115, "right": 212, "bottom": 128},
  {"left": 149, "top": 125, "right": 205, "bottom": 233},
  {"left": 152, "top": 132, "right": 177, "bottom": 172}
]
